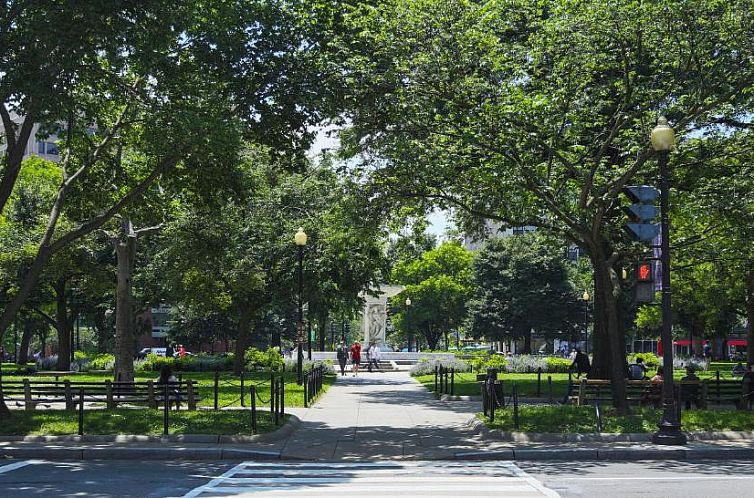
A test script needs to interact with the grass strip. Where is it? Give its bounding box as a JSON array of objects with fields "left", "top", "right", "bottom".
[
  {"left": 0, "top": 408, "right": 284, "bottom": 436},
  {"left": 481, "top": 405, "right": 754, "bottom": 433}
]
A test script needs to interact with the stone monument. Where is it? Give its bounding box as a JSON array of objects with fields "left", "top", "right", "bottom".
[{"left": 361, "top": 284, "right": 404, "bottom": 345}]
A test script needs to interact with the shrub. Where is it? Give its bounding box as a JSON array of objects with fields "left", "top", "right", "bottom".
[
  {"left": 545, "top": 357, "right": 572, "bottom": 373},
  {"left": 410, "top": 357, "right": 471, "bottom": 376},
  {"left": 503, "top": 355, "right": 548, "bottom": 373},
  {"left": 89, "top": 353, "right": 115, "bottom": 371},
  {"left": 245, "top": 347, "right": 284, "bottom": 372}
]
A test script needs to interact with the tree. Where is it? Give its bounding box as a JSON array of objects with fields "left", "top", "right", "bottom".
[
  {"left": 330, "top": 0, "right": 754, "bottom": 410},
  {"left": 391, "top": 242, "right": 472, "bottom": 350},
  {"left": 467, "top": 234, "right": 580, "bottom": 353}
]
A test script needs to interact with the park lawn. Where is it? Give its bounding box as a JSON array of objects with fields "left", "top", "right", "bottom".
[
  {"left": 482, "top": 405, "right": 754, "bottom": 433},
  {"left": 417, "top": 367, "right": 746, "bottom": 400},
  {"left": 0, "top": 408, "right": 284, "bottom": 436},
  {"left": 416, "top": 372, "right": 571, "bottom": 398},
  {"left": 0, "top": 370, "right": 335, "bottom": 408}
]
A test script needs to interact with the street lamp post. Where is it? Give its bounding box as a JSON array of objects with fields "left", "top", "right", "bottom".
[
  {"left": 294, "top": 227, "right": 307, "bottom": 385},
  {"left": 582, "top": 291, "right": 590, "bottom": 354},
  {"left": 405, "top": 297, "right": 412, "bottom": 352},
  {"left": 650, "top": 116, "right": 687, "bottom": 446}
]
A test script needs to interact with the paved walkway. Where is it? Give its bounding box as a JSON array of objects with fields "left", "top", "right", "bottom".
[
  {"left": 281, "top": 371, "right": 482, "bottom": 460},
  {"left": 2, "top": 371, "right": 754, "bottom": 462}
]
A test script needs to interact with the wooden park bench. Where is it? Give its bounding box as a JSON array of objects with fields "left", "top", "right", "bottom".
[
  {"left": 0, "top": 379, "right": 200, "bottom": 411},
  {"left": 568, "top": 377, "right": 750, "bottom": 410}
]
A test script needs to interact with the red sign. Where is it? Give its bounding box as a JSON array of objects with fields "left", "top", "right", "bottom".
[{"left": 637, "top": 262, "right": 652, "bottom": 282}]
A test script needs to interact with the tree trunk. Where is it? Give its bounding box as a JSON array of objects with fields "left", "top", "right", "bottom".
[
  {"left": 585, "top": 244, "right": 630, "bottom": 414},
  {"left": 745, "top": 262, "right": 754, "bottom": 365},
  {"left": 113, "top": 227, "right": 137, "bottom": 382},
  {"left": 54, "top": 278, "right": 72, "bottom": 371},
  {"left": 233, "top": 305, "right": 253, "bottom": 374},
  {"left": 318, "top": 313, "right": 327, "bottom": 352},
  {"left": 17, "top": 319, "right": 33, "bottom": 365},
  {"left": 523, "top": 326, "right": 532, "bottom": 354}
]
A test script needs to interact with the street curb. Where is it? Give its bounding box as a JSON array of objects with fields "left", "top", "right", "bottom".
[
  {"left": 468, "top": 418, "right": 754, "bottom": 443},
  {"left": 454, "top": 447, "right": 754, "bottom": 462}
]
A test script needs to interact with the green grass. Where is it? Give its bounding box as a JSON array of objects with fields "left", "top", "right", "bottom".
[
  {"left": 417, "top": 372, "right": 571, "bottom": 397},
  {"left": 1, "top": 370, "right": 335, "bottom": 408},
  {"left": 482, "top": 405, "right": 754, "bottom": 433},
  {"left": 0, "top": 408, "right": 284, "bottom": 436},
  {"left": 417, "top": 366, "right": 747, "bottom": 399}
]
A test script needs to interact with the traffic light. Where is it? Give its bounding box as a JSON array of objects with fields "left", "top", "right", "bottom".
[
  {"left": 623, "top": 186, "right": 660, "bottom": 244},
  {"left": 635, "top": 260, "right": 655, "bottom": 302}
]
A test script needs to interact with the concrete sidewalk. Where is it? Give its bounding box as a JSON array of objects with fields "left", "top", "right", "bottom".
[{"left": 2, "top": 371, "right": 754, "bottom": 462}]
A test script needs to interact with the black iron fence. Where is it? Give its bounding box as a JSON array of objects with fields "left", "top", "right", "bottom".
[
  {"left": 303, "top": 366, "right": 326, "bottom": 407},
  {"left": 433, "top": 364, "right": 455, "bottom": 396}
]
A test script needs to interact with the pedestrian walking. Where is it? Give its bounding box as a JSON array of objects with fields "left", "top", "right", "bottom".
[
  {"left": 367, "top": 341, "right": 381, "bottom": 372},
  {"left": 336, "top": 341, "right": 349, "bottom": 376},
  {"left": 350, "top": 341, "right": 361, "bottom": 377}
]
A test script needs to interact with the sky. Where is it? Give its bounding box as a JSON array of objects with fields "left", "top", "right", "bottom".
[{"left": 309, "top": 128, "right": 451, "bottom": 238}]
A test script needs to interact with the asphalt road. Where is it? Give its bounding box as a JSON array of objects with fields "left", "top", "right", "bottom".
[
  {"left": 522, "top": 459, "right": 754, "bottom": 498},
  {"left": 0, "top": 458, "right": 753, "bottom": 497}
]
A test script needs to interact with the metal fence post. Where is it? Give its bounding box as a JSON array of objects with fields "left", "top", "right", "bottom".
[
  {"left": 250, "top": 385, "right": 257, "bottom": 434},
  {"left": 240, "top": 371, "right": 245, "bottom": 407},
  {"left": 213, "top": 370, "right": 219, "bottom": 411},
  {"left": 434, "top": 365, "right": 438, "bottom": 393},
  {"left": 280, "top": 374, "right": 285, "bottom": 416},
  {"left": 537, "top": 367, "right": 542, "bottom": 397},
  {"left": 513, "top": 383, "right": 519, "bottom": 430},
  {"left": 548, "top": 375, "right": 553, "bottom": 403},
  {"left": 489, "top": 379, "right": 495, "bottom": 423},
  {"left": 78, "top": 388, "right": 84, "bottom": 436},
  {"left": 163, "top": 382, "right": 169, "bottom": 437},
  {"left": 274, "top": 377, "right": 280, "bottom": 426},
  {"left": 303, "top": 372, "right": 308, "bottom": 408},
  {"left": 451, "top": 368, "right": 455, "bottom": 396}
]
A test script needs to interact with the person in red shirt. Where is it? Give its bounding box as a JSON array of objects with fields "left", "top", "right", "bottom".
[{"left": 350, "top": 341, "right": 362, "bottom": 377}]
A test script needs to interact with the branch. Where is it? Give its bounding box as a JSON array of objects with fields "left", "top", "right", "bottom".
[
  {"left": 31, "top": 307, "right": 57, "bottom": 329},
  {"left": 49, "top": 155, "right": 179, "bottom": 253},
  {"left": 134, "top": 224, "right": 164, "bottom": 237}
]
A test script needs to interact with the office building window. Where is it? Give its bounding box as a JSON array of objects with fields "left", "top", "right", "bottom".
[
  {"left": 38, "top": 141, "right": 46, "bottom": 154},
  {"left": 46, "top": 142, "right": 59, "bottom": 155}
]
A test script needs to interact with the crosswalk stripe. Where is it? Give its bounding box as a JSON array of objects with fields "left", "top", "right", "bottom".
[
  {"left": 181, "top": 461, "right": 561, "bottom": 498},
  {"left": 0, "top": 460, "right": 41, "bottom": 475}
]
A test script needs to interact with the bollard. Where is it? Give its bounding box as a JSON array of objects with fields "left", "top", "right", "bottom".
[
  {"left": 537, "top": 367, "right": 542, "bottom": 397},
  {"left": 548, "top": 375, "right": 553, "bottom": 403},
  {"left": 513, "top": 383, "right": 520, "bottom": 430},
  {"left": 240, "top": 371, "right": 245, "bottom": 407},
  {"left": 213, "top": 370, "right": 219, "bottom": 411},
  {"left": 250, "top": 385, "right": 257, "bottom": 434},
  {"left": 78, "top": 388, "right": 84, "bottom": 436},
  {"left": 163, "top": 382, "right": 169, "bottom": 437}
]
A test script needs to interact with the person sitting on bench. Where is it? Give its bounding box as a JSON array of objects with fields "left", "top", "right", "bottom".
[
  {"left": 570, "top": 348, "right": 591, "bottom": 379},
  {"left": 156, "top": 364, "right": 181, "bottom": 410},
  {"left": 628, "top": 357, "right": 649, "bottom": 380},
  {"left": 681, "top": 366, "right": 701, "bottom": 409}
]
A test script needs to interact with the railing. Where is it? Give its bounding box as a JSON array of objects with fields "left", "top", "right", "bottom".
[
  {"left": 303, "top": 366, "right": 326, "bottom": 407},
  {"left": 433, "top": 364, "right": 455, "bottom": 396}
]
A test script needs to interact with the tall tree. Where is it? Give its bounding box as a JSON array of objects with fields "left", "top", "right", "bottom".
[
  {"left": 467, "top": 234, "right": 580, "bottom": 353},
  {"left": 330, "top": 0, "right": 754, "bottom": 410},
  {"left": 391, "top": 242, "right": 473, "bottom": 350}
]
